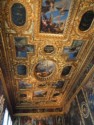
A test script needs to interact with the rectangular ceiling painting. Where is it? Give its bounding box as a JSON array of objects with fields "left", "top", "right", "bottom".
[{"left": 40, "top": 0, "right": 71, "bottom": 34}]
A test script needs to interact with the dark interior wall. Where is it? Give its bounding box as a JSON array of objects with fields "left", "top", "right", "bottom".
[
  {"left": 82, "top": 72, "right": 94, "bottom": 124},
  {"left": 64, "top": 97, "right": 83, "bottom": 125},
  {"left": 65, "top": 72, "right": 94, "bottom": 125},
  {"left": 0, "top": 69, "right": 13, "bottom": 125}
]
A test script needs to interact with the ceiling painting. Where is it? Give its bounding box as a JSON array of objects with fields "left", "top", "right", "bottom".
[
  {"left": 52, "top": 80, "right": 65, "bottom": 89},
  {"left": 40, "top": 0, "right": 71, "bottom": 34},
  {"left": 61, "top": 65, "right": 72, "bottom": 77},
  {"left": 11, "top": 3, "right": 26, "bottom": 26},
  {"left": 34, "top": 0, "right": 80, "bottom": 40},
  {"left": 17, "top": 65, "right": 27, "bottom": 75},
  {"left": 79, "top": 10, "right": 94, "bottom": 31},
  {"left": 63, "top": 40, "right": 84, "bottom": 61},
  {"left": 74, "top": 6, "right": 94, "bottom": 36},
  {"left": 5, "top": 0, "right": 33, "bottom": 33},
  {"left": 14, "top": 37, "right": 35, "bottom": 58},
  {"left": 33, "top": 90, "right": 47, "bottom": 97},
  {"left": 18, "top": 81, "right": 33, "bottom": 90},
  {"left": 34, "top": 60, "right": 56, "bottom": 80},
  {"left": 44, "top": 45, "right": 55, "bottom": 54}
]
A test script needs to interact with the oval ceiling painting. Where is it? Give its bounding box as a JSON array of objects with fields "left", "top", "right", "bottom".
[
  {"left": 35, "top": 60, "right": 56, "bottom": 80},
  {"left": 44, "top": 45, "right": 54, "bottom": 53},
  {"left": 11, "top": 3, "right": 26, "bottom": 26},
  {"left": 61, "top": 65, "right": 72, "bottom": 76},
  {"left": 79, "top": 10, "right": 94, "bottom": 31}
]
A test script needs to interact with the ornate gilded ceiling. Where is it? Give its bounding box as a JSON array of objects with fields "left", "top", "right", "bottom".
[{"left": 0, "top": 0, "right": 94, "bottom": 116}]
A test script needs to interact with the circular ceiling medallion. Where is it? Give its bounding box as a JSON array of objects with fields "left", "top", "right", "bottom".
[
  {"left": 81, "top": 102, "right": 89, "bottom": 118},
  {"left": 34, "top": 60, "right": 56, "bottom": 80}
]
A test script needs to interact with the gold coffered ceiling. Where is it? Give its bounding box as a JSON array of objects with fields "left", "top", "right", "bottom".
[{"left": 0, "top": 0, "right": 94, "bottom": 115}]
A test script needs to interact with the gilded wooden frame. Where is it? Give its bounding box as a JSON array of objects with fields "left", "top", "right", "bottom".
[
  {"left": 74, "top": 7, "right": 94, "bottom": 36},
  {"left": 5, "top": 0, "right": 33, "bottom": 33}
]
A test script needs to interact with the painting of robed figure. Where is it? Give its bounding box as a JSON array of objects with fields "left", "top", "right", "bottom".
[
  {"left": 83, "top": 73, "right": 94, "bottom": 119},
  {"left": 40, "top": 0, "right": 72, "bottom": 34}
]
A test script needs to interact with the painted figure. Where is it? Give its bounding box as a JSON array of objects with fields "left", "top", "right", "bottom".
[{"left": 41, "top": 0, "right": 71, "bottom": 34}]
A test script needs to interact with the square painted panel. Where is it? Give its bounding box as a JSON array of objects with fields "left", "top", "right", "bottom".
[
  {"left": 34, "top": 90, "right": 47, "bottom": 97},
  {"left": 19, "top": 81, "right": 32, "bottom": 89},
  {"left": 17, "top": 65, "right": 26, "bottom": 75},
  {"left": 64, "top": 40, "right": 84, "bottom": 60}
]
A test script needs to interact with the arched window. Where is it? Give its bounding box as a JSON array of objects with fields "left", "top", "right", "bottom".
[
  {"left": 11, "top": 3, "right": 26, "bottom": 26},
  {"left": 79, "top": 10, "right": 94, "bottom": 31},
  {"left": 3, "top": 108, "right": 8, "bottom": 125},
  {"left": 8, "top": 116, "right": 12, "bottom": 125},
  {"left": 2, "top": 108, "right": 12, "bottom": 125}
]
